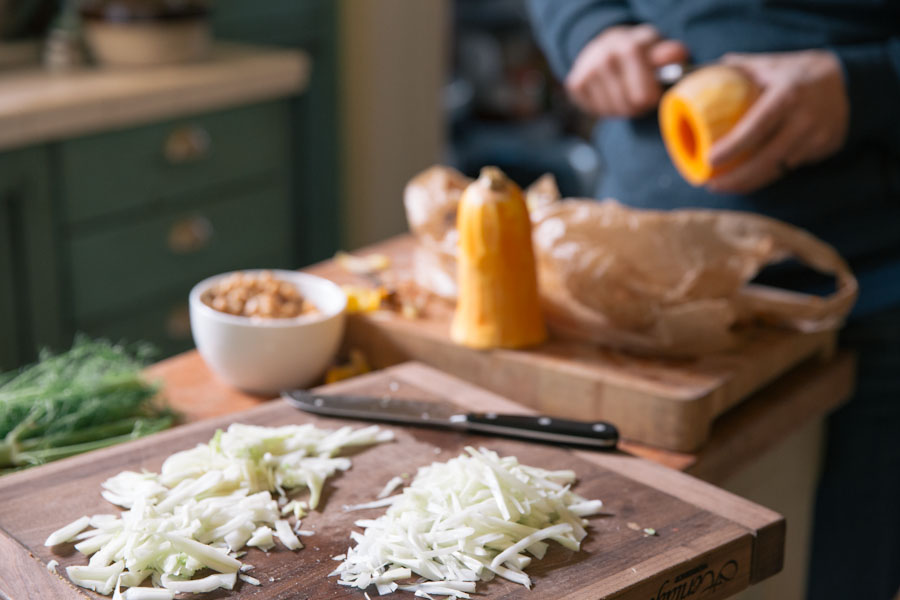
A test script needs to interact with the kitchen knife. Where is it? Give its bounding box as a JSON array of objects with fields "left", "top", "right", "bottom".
[
  {"left": 282, "top": 390, "right": 619, "bottom": 449},
  {"left": 656, "top": 62, "right": 696, "bottom": 87}
]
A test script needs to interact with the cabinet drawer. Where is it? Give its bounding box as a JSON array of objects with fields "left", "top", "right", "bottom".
[
  {"left": 68, "top": 185, "right": 292, "bottom": 321},
  {"left": 60, "top": 101, "right": 290, "bottom": 223},
  {"left": 79, "top": 297, "right": 197, "bottom": 359}
]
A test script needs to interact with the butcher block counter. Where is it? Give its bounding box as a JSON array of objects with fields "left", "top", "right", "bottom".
[
  {"left": 1, "top": 361, "right": 787, "bottom": 600},
  {"left": 0, "top": 335, "right": 850, "bottom": 600}
]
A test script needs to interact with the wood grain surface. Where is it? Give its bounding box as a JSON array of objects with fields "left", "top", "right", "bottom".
[
  {"left": 0, "top": 363, "right": 783, "bottom": 600},
  {"left": 306, "top": 235, "right": 838, "bottom": 452},
  {"left": 0, "top": 43, "right": 309, "bottom": 151}
]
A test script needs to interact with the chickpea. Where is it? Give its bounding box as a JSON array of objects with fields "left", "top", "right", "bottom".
[
  {"left": 243, "top": 296, "right": 257, "bottom": 315},
  {"left": 226, "top": 288, "right": 247, "bottom": 307},
  {"left": 281, "top": 300, "right": 299, "bottom": 317},
  {"left": 256, "top": 294, "right": 274, "bottom": 316},
  {"left": 280, "top": 281, "right": 299, "bottom": 299},
  {"left": 202, "top": 271, "right": 319, "bottom": 318}
]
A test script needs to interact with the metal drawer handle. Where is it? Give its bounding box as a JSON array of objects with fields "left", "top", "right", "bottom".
[
  {"left": 167, "top": 215, "right": 213, "bottom": 254},
  {"left": 164, "top": 124, "right": 211, "bottom": 164}
]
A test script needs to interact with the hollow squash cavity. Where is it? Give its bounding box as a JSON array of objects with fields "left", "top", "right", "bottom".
[{"left": 660, "top": 65, "right": 760, "bottom": 185}]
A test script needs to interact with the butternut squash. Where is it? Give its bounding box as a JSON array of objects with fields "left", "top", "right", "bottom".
[
  {"left": 451, "top": 167, "right": 547, "bottom": 349},
  {"left": 660, "top": 65, "right": 760, "bottom": 185}
]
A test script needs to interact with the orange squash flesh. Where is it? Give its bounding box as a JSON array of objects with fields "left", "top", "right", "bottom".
[
  {"left": 660, "top": 65, "right": 760, "bottom": 185},
  {"left": 451, "top": 167, "right": 547, "bottom": 349}
]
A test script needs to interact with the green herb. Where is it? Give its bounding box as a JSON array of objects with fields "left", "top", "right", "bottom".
[{"left": 0, "top": 336, "right": 174, "bottom": 473}]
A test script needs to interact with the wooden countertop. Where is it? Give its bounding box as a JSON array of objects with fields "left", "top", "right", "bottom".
[
  {"left": 147, "top": 348, "right": 853, "bottom": 486},
  {"left": 2, "top": 361, "right": 787, "bottom": 599},
  {"left": 0, "top": 42, "right": 310, "bottom": 151}
]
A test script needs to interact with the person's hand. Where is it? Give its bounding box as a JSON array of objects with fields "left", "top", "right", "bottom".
[
  {"left": 706, "top": 50, "right": 849, "bottom": 194},
  {"left": 566, "top": 24, "right": 689, "bottom": 118}
]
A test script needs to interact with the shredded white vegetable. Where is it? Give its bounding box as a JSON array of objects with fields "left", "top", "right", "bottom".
[
  {"left": 45, "top": 515, "right": 91, "bottom": 546},
  {"left": 343, "top": 495, "right": 401, "bottom": 512},
  {"left": 122, "top": 588, "right": 173, "bottom": 600},
  {"left": 331, "top": 447, "right": 603, "bottom": 596},
  {"left": 377, "top": 476, "right": 405, "bottom": 499},
  {"left": 45, "top": 422, "right": 392, "bottom": 597}
]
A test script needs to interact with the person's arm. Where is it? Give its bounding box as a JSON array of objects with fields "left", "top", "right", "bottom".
[
  {"left": 832, "top": 39, "right": 900, "bottom": 152},
  {"left": 527, "top": 1, "right": 688, "bottom": 118},
  {"left": 706, "top": 38, "right": 900, "bottom": 195},
  {"left": 526, "top": 0, "right": 636, "bottom": 78}
]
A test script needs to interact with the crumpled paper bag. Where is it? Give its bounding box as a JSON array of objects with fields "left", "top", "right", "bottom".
[
  {"left": 403, "top": 166, "right": 857, "bottom": 356},
  {"left": 531, "top": 199, "right": 857, "bottom": 355}
]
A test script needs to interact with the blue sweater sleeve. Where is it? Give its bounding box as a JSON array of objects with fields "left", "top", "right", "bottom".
[
  {"left": 525, "top": 0, "right": 637, "bottom": 79},
  {"left": 832, "top": 38, "right": 900, "bottom": 152}
]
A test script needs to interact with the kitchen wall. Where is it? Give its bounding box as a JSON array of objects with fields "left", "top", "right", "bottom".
[{"left": 339, "top": 0, "right": 449, "bottom": 250}]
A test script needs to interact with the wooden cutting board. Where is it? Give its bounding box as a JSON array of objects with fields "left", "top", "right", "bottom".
[
  {"left": 307, "top": 235, "right": 837, "bottom": 451},
  {"left": 0, "top": 363, "right": 783, "bottom": 600}
]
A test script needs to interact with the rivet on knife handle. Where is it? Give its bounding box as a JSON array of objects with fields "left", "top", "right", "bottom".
[{"left": 458, "top": 413, "right": 619, "bottom": 449}]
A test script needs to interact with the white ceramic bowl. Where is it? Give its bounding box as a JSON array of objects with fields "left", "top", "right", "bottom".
[{"left": 189, "top": 270, "right": 346, "bottom": 394}]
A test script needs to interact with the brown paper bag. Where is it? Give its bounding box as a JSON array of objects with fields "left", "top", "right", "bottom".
[
  {"left": 531, "top": 199, "right": 857, "bottom": 355},
  {"left": 403, "top": 166, "right": 857, "bottom": 356}
]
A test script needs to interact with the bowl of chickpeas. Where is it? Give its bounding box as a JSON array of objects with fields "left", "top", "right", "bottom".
[{"left": 189, "top": 269, "right": 347, "bottom": 394}]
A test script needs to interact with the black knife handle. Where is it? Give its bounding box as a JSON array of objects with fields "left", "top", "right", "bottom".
[{"left": 461, "top": 413, "right": 618, "bottom": 449}]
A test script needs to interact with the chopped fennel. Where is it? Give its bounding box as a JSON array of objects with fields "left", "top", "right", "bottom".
[
  {"left": 343, "top": 495, "right": 401, "bottom": 512},
  {"left": 331, "top": 447, "right": 603, "bottom": 596},
  {"left": 45, "top": 515, "right": 91, "bottom": 546},
  {"left": 122, "top": 588, "right": 173, "bottom": 600},
  {"left": 377, "top": 475, "right": 405, "bottom": 498},
  {"left": 45, "top": 422, "right": 392, "bottom": 597}
]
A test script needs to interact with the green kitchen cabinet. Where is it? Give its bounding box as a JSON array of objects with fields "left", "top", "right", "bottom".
[
  {"left": 213, "top": 0, "right": 341, "bottom": 264},
  {"left": 59, "top": 102, "right": 291, "bottom": 225},
  {"left": 59, "top": 101, "right": 295, "bottom": 358},
  {"left": 0, "top": 147, "right": 64, "bottom": 370},
  {"left": 1, "top": 98, "right": 298, "bottom": 368},
  {"left": 1, "top": 2, "right": 340, "bottom": 369}
]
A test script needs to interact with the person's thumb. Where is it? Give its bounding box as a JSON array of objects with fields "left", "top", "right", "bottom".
[{"left": 649, "top": 40, "right": 689, "bottom": 66}]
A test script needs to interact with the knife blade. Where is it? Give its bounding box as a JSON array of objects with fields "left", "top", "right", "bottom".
[
  {"left": 655, "top": 62, "right": 696, "bottom": 87},
  {"left": 282, "top": 390, "right": 619, "bottom": 449}
]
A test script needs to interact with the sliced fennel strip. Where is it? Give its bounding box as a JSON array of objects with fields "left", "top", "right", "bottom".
[{"left": 45, "top": 422, "right": 392, "bottom": 598}]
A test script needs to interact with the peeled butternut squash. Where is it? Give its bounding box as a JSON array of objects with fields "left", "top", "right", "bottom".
[
  {"left": 451, "top": 167, "right": 547, "bottom": 349},
  {"left": 660, "top": 65, "right": 760, "bottom": 185}
]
